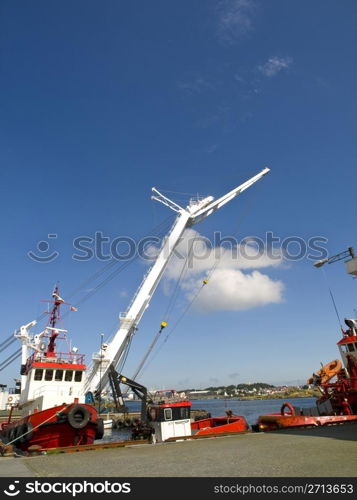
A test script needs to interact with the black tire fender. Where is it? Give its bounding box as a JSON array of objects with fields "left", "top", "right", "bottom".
[
  {"left": 18, "top": 422, "right": 33, "bottom": 443},
  {"left": 95, "top": 418, "right": 104, "bottom": 440},
  {"left": 8, "top": 427, "right": 16, "bottom": 443},
  {"left": 13, "top": 425, "right": 22, "bottom": 443},
  {"left": 67, "top": 405, "right": 90, "bottom": 429}
]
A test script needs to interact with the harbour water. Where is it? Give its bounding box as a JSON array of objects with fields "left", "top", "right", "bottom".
[
  {"left": 190, "top": 396, "right": 317, "bottom": 425},
  {"left": 99, "top": 397, "right": 317, "bottom": 442}
]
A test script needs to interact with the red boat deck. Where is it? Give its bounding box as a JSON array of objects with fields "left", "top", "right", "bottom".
[
  {"left": 256, "top": 413, "right": 357, "bottom": 432},
  {"left": 191, "top": 416, "right": 249, "bottom": 436}
]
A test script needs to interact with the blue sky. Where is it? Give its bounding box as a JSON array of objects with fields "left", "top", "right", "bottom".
[{"left": 1, "top": 0, "right": 356, "bottom": 390}]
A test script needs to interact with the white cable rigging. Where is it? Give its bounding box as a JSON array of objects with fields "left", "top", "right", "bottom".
[
  {"left": 84, "top": 168, "right": 270, "bottom": 394},
  {"left": 134, "top": 178, "right": 264, "bottom": 379}
]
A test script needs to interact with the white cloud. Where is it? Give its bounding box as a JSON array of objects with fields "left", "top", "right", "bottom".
[
  {"left": 217, "top": 0, "right": 256, "bottom": 43},
  {"left": 258, "top": 56, "right": 293, "bottom": 77},
  {"left": 185, "top": 268, "right": 284, "bottom": 312},
  {"left": 162, "top": 228, "right": 284, "bottom": 312}
]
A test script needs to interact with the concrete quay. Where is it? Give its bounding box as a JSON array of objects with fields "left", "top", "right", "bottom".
[{"left": 0, "top": 423, "right": 356, "bottom": 478}]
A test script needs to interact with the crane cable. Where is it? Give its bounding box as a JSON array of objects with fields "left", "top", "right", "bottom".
[
  {"left": 135, "top": 186, "right": 261, "bottom": 378},
  {"left": 0, "top": 337, "right": 17, "bottom": 354},
  {"left": 162, "top": 237, "right": 196, "bottom": 323},
  {"left": 136, "top": 279, "right": 209, "bottom": 378},
  {"left": 135, "top": 250, "right": 216, "bottom": 379},
  {"left": 0, "top": 349, "right": 22, "bottom": 372},
  {"left": 130, "top": 237, "right": 196, "bottom": 379},
  {"left": 0, "top": 215, "right": 175, "bottom": 371},
  {"left": 62, "top": 216, "right": 175, "bottom": 316},
  {"left": 66, "top": 214, "right": 174, "bottom": 301},
  {"left": 0, "top": 335, "right": 15, "bottom": 349},
  {"left": 1, "top": 213, "right": 173, "bottom": 345},
  {"left": 58, "top": 216, "right": 174, "bottom": 323},
  {"left": 130, "top": 242, "right": 196, "bottom": 379},
  {"left": 73, "top": 214, "right": 176, "bottom": 366},
  {"left": 321, "top": 267, "right": 343, "bottom": 330},
  {"left": 143, "top": 272, "right": 216, "bottom": 378}
]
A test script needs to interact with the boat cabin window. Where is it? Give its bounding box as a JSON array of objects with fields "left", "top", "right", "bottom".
[
  {"left": 164, "top": 408, "right": 172, "bottom": 421},
  {"left": 45, "top": 369, "right": 53, "bottom": 381},
  {"left": 180, "top": 407, "right": 190, "bottom": 419},
  {"left": 74, "top": 371, "right": 82, "bottom": 382},
  {"left": 149, "top": 407, "right": 158, "bottom": 421},
  {"left": 55, "top": 370, "right": 63, "bottom": 381},
  {"left": 34, "top": 369, "right": 43, "bottom": 381},
  {"left": 65, "top": 371, "right": 73, "bottom": 382},
  {"left": 347, "top": 343, "right": 355, "bottom": 353}
]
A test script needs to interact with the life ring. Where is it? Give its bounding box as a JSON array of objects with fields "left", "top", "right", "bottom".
[
  {"left": 307, "top": 359, "right": 342, "bottom": 385},
  {"left": 95, "top": 418, "right": 104, "bottom": 440},
  {"left": 67, "top": 405, "right": 90, "bottom": 429},
  {"left": 7, "top": 396, "right": 13, "bottom": 403},
  {"left": 281, "top": 402, "right": 295, "bottom": 416}
]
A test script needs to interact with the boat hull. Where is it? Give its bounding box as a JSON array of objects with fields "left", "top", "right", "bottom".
[
  {"left": 103, "top": 419, "right": 113, "bottom": 430},
  {"left": 255, "top": 413, "right": 357, "bottom": 432},
  {"left": 0, "top": 403, "right": 102, "bottom": 451},
  {"left": 191, "top": 416, "right": 249, "bottom": 436}
]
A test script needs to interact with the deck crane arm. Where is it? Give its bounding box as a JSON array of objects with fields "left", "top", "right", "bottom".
[
  {"left": 108, "top": 365, "right": 151, "bottom": 423},
  {"left": 314, "top": 247, "right": 355, "bottom": 268},
  {"left": 84, "top": 167, "right": 270, "bottom": 396}
]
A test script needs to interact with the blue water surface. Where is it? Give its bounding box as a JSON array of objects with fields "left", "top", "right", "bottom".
[{"left": 98, "top": 397, "right": 317, "bottom": 442}]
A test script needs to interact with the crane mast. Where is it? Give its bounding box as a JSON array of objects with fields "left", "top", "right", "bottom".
[{"left": 84, "top": 167, "right": 270, "bottom": 395}]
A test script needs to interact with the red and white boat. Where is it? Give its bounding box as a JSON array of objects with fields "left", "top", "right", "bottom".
[
  {"left": 147, "top": 390, "right": 192, "bottom": 441},
  {"left": 147, "top": 394, "right": 249, "bottom": 440},
  {"left": 0, "top": 288, "right": 103, "bottom": 451}
]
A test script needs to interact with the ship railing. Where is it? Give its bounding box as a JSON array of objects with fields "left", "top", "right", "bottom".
[{"left": 26, "top": 351, "right": 86, "bottom": 366}]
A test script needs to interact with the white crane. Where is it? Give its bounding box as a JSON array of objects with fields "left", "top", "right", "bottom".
[{"left": 84, "top": 167, "right": 270, "bottom": 395}]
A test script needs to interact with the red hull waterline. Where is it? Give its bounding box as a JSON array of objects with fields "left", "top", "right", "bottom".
[
  {"left": 0, "top": 403, "right": 103, "bottom": 451},
  {"left": 191, "top": 416, "right": 249, "bottom": 436},
  {"left": 255, "top": 413, "right": 357, "bottom": 432}
]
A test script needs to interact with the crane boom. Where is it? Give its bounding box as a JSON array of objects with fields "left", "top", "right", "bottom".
[
  {"left": 84, "top": 167, "right": 270, "bottom": 394},
  {"left": 314, "top": 247, "right": 355, "bottom": 267},
  {"left": 189, "top": 167, "right": 270, "bottom": 225}
]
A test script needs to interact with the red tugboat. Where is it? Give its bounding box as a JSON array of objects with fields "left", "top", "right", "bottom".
[
  {"left": 255, "top": 321, "right": 357, "bottom": 432},
  {"left": 0, "top": 287, "right": 103, "bottom": 451},
  {"left": 255, "top": 247, "right": 357, "bottom": 432}
]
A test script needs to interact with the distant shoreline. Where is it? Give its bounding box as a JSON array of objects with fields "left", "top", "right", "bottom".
[{"left": 189, "top": 393, "right": 318, "bottom": 401}]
